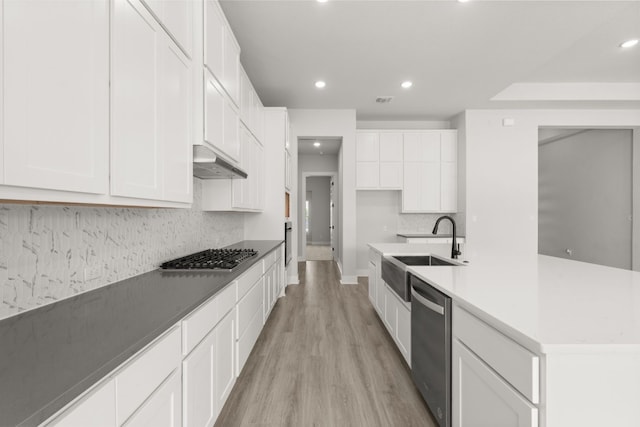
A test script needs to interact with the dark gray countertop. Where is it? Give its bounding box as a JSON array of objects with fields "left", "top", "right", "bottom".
[
  {"left": 0, "top": 240, "right": 282, "bottom": 427},
  {"left": 397, "top": 233, "right": 465, "bottom": 238}
]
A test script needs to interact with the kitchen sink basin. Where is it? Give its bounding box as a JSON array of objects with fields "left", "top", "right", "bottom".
[
  {"left": 391, "top": 255, "right": 457, "bottom": 266},
  {"left": 381, "top": 255, "right": 462, "bottom": 302}
]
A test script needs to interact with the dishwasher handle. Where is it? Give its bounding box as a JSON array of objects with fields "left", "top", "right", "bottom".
[{"left": 411, "top": 286, "right": 445, "bottom": 315}]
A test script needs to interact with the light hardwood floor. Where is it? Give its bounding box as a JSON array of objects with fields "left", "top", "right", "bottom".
[
  {"left": 215, "top": 260, "right": 436, "bottom": 426},
  {"left": 305, "top": 245, "right": 333, "bottom": 261}
]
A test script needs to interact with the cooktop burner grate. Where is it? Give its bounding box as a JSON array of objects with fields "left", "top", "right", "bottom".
[{"left": 160, "top": 248, "right": 257, "bottom": 271}]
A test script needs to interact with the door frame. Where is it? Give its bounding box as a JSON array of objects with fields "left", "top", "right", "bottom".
[{"left": 300, "top": 172, "right": 338, "bottom": 262}]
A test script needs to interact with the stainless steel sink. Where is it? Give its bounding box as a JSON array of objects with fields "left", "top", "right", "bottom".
[
  {"left": 381, "top": 255, "right": 462, "bottom": 302},
  {"left": 391, "top": 255, "right": 457, "bottom": 266}
]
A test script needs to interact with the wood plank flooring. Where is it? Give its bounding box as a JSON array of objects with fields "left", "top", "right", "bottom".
[{"left": 215, "top": 260, "right": 436, "bottom": 427}]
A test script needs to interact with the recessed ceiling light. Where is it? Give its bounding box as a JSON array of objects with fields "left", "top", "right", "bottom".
[
  {"left": 401, "top": 81, "right": 413, "bottom": 89},
  {"left": 315, "top": 81, "right": 326, "bottom": 89},
  {"left": 620, "top": 39, "right": 639, "bottom": 48},
  {"left": 317, "top": 0, "right": 328, "bottom": 3},
  {"left": 458, "top": 0, "right": 470, "bottom": 3},
  {"left": 314, "top": 141, "right": 321, "bottom": 147}
]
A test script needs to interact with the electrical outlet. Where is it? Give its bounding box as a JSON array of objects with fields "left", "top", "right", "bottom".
[{"left": 84, "top": 265, "right": 102, "bottom": 281}]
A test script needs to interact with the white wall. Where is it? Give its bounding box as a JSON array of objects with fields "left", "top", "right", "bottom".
[
  {"left": 355, "top": 191, "right": 457, "bottom": 274},
  {"left": 289, "top": 109, "right": 357, "bottom": 284},
  {"left": 457, "top": 109, "right": 640, "bottom": 260},
  {"left": 0, "top": 178, "right": 243, "bottom": 320},
  {"left": 538, "top": 129, "right": 632, "bottom": 269},
  {"left": 306, "top": 177, "right": 331, "bottom": 245}
]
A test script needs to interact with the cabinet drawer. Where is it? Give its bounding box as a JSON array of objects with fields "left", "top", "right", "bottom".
[
  {"left": 237, "top": 261, "right": 263, "bottom": 299},
  {"left": 454, "top": 306, "right": 539, "bottom": 404},
  {"left": 237, "top": 306, "right": 263, "bottom": 375},
  {"left": 182, "top": 282, "right": 237, "bottom": 355},
  {"left": 263, "top": 250, "right": 277, "bottom": 270},
  {"left": 115, "top": 326, "right": 181, "bottom": 425},
  {"left": 237, "top": 277, "right": 263, "bottom": 339}
]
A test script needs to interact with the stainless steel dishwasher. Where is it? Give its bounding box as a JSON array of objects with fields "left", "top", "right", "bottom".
[{"left": 410, "top": 273, "right": 452, "bottom": 427}]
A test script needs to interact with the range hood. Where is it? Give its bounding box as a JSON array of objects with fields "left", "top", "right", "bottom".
[{"left": 193, "top": 145, "right": 247, "bottom": 179}]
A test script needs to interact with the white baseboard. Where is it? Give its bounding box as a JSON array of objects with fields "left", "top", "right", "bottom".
[
  {"left": 356, "top": 269, "right": 369, "bottom": 277},
  {"left": 340, "top": 275, "right": 359, "bottom": 285}
]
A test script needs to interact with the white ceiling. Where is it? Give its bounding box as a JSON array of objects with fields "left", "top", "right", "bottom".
[
  {"left": 220, "top": 0, "right": 640, "bottom": 121},
  {"left": 298, "top": 137, "right": 342, "bottom": 154}
]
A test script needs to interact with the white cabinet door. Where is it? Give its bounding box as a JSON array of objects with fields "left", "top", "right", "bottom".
[
  {"left": 383, "top": 285, "right": 396, "bottom": 333},
  {"left": 215, "top": 309, "right": 236, "bottom": 410},
  {"left": 204, "top": 0, "right": 224, "bottom": 82},
  {"left": 160, "top": 39, "right": 192, "bottom": 203},
  {"left": 204, "top": 70, "right": 239, "bottom": 163},
  {"left": 379, "top": 133, "right": 403, "bottom": 162},
  {"left": 3, "top": 0, "right": 109, "bottom": 194},
  {"left": 375, "top": 264, "right": 384, "bottom": 316},
  {"left": 368, "top": 261, "right": 376, "bottom": 306},
  {"left": 111, "top": 0, "right": 161, "bottom": 200},
  {"left": 356, "top": 163, "right": 379, "bottom": 188},
  {"left": 441, "top": 161, "right": 457, "bottom": 212},
  {"left": 402, "top": 162, "right": 421, "bottom": 212},
  {"left": 222, "top": 29, "right": 240, "bottom": 106},
  {"left": 204, "top": 71, "right": 225, "bottom": 153},
  {"left": 396, "top": 302, "right": 411, "bottom": 366},
  {"left": 142, "top": 0, "right": 192, "bottom": 57},
  {"left": 379, "top": 162, "right": 403, "bottom": 189},
  {"left": 420, "top": 162, "right": 441, "bottom": 211},
  {"left": 453, "top": 340, "right": 538, "bottom": 427},
  {"left": 356, "top": 133, "right": 379, "bottom": 162},
  {"left": 223, "top": 100, "right": 240, "bottom": 161},
  {"left": 183, "top": 332, "right": 217, "bottom": 427},
  {"left": 48, "top": 380, "right": 116, "bottom": 427},
  {"left": 285, "top": 151, "right": 292, "bottom": 191},
  {"left": 124, "top": 370, "right": 181, "bottom": 427}
]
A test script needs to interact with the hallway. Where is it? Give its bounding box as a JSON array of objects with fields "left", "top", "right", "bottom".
[{"left": 215, "top": 260, "right": 435, "bottom": 426}]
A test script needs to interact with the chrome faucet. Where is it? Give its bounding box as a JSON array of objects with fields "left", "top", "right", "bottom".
[{"left": 432, "top": 215, "right": 461, "bottom": 259}]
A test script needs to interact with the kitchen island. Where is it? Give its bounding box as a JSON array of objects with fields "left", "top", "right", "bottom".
[{"left": 368, "top": 243, "right": 640, "bottom": 427}]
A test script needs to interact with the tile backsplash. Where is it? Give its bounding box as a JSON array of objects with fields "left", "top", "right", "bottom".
[
  {"left": 398, "top": 213, "right": 457, "bottom": 235},
  {"left": 0, "top": 178, "right": 243, "bottom": 320}
]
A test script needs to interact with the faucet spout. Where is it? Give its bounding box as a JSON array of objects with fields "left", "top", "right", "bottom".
[{"left": 432, "top": 215, "right": 461, "bottom": 259}]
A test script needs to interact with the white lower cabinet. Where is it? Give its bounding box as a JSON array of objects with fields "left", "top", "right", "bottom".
[
  {"left": 124, "top": 370, "right": 181, "bottom": 427},
  {"left": 453, "top": 340, "right": 538, "bottom": 427},
  {"left": 47, "top": 380, "right": 116, "bottom": 427},
  {"left": 382, "top": 284, "right": 411, "bottom": 366},
  {"left": 44, "top": 248, "right": 285, "bottom": 427},
  {"left": 214, "top": 309, "right": 236, "bottom": 410},
  {"left": 368, "top": 261, "right": 376, "bottom": 305}
]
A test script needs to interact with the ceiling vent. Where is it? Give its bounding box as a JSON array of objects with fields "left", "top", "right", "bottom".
[{"left": 376, "top": 96, "right": 394, "bottom": 104}]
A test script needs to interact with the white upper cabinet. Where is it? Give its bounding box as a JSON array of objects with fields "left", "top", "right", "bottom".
[
  {"left": 142, "top": 0, "right": 193, "bottom": 57},
  {"left": 111, "top": 0, "right": 192, "bottom": 203},
  {"left": 402, "top": 130, "right": 457, "bottom": 213},
  {"left": 239, "top": 65, "right": 265, "bottom": 142},
  {"left": 356, "top": 132, "right": 403, "bottom": 189},
  {"left": 160, "top": 39, "right": 193, "bottom": 203},
  {"left": 2, "top": 0, "right": 109, "bottom": 194},
  {"left": 204, "top": 0, "right": 224, "bottom": 81},
  {"left": 204, "top": 0, "right": 240, "bottom": 107},
  {"left": 204, "top": 69, "right": 240, "bottom": 163},
  {"left": 111, "top": 0, "right": 162, "bottom": 200}
]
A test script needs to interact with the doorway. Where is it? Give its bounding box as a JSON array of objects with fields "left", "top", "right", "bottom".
[
  {"left": 538, "top": 128, "right": 634, "bottom": 269},
  {"left": 297, "top": 137, "right": 341, "bottom": 263},
  {"left": 303, "top": 174, "right": 337, "bottom": 261}
]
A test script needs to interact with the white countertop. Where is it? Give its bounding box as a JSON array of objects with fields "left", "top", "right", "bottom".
[{"left": 368, "top": 243, "right": 640, "bottom": 354}]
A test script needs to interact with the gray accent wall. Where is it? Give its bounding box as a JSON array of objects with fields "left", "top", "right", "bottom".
[
  {"left": 0, "top": 178, "right": 244, "bottom": 320},
  {"left": 538, "top": 129, "right": 633, "bottom": 269}
]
